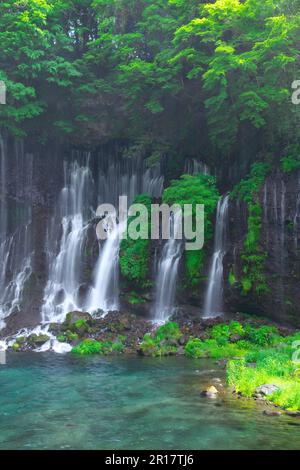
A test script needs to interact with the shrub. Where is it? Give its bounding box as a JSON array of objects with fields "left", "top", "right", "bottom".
[
  {"left": 72, "top": 339, "right": 103, "bottom": 355},
  {"left": 140, "top": 322, "right": 182, "bottom": 356},
  {"left": 245, "top": 325, "right": 280, "bottom": 346},
  {"left": 72, "top": 337, "right": 125, "bottom": 355}
]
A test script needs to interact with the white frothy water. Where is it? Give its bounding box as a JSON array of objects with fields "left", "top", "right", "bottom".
[
  {"left": 153, "top": 210, "right": 183, "bottom": 322},
  {"left": 85, "top": 219, "right": 126, "bottom": 314},
  {"left": 203, "top": 195, "right": 229, "bottom": 318}
]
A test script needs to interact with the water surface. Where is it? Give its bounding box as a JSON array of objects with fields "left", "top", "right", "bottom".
[{"left": 0, "top": 354, "right": 299, "bottom": 450}]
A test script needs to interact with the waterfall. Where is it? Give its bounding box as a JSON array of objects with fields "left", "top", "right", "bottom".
[
  {"left": 153, "top": 210, "right": 183, "bottom": 322},
  {"left": 203, "top": 195, "right": 229, "bottom": 318},
  {"left": 294, "top": 175, "right": 300, "bottom": 250},
  {"left": 85, "top": 220, "right": 126, "bottom": 314},
  {"left": 85, "top": 158, "right": 164, "bottom": 316},
  {"left": 185, "top": 159, "right": 210, "bottom": 176},
  {"left": 41, "top": 160, "right": 93, "bottom": 323},
  {"left": 97, "top": 159, "right": 164, "bottom": 206},
  {"left": 42, "top": 154, "right": 165, "bottom": 322},
  {"left": 0, "top": 136, "right": 34, "bottom": 329}
]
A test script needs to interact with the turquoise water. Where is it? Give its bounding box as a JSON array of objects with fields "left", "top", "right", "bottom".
[{"left": 0, "top": 353, "right": 300, "bottom": 450}]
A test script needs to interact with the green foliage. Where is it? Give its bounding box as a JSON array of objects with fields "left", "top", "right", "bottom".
[
  {"left": 227, "top": 346, "right": 300, "bottom": 411},
  {"left": 184, "top": 321, "right": 283, "bottom": 360},
  {"left": 72, "top": 339, "right": 103, "bottom": 355},
  {"left": 127, "top": 291, "right": 146, "bottom": 305},
  {"left": 155, "top": 322, "right": 182, "bottom": 342},
  {"left": 281, "top": 157, "right": 300, "bottom": 173},
  {"left": 140, "top": 321, "right": 182, "bottom": 357},
  {"left": 244, "top": 325, "right": 280, "bottom": 346},
  {"left": 72, "top": 337, "right": 125, "bottom": 355},
  {"left": 226, "top": 326, "right": 300, "bottom": 410},
  {"left": 228, "top": 270, "right": 236, "bottom": 286},
  {"left": 184, "top": 337, "right": 249, "bottom": 359},
  {"left": 162, "top": 174, "right": 219, "bottom": 285},
  {"left": 0, "top": 0, "right": 298, "bottom": 162},
  {"left": 231, "top": 163, "right": 271, "bottom": 295},
  {"left": 57, "top": 331, "right": 79, "bottom": 343},
  {"left": 281, "top": 146, "right": 300, "bottom": 173},
  {"left": 120, "top": 194, "right": 152, "bottom": 289},
  {"left": 210, "top": 321, "right": 245, "bottom": 345}
]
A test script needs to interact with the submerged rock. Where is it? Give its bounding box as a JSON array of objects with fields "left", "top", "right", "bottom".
[
  {"left": 263, "top": 409, "right": 282, "bottom": 417},
  {"left": 201, "top": 385, "right": 219, "bottom": 398}
]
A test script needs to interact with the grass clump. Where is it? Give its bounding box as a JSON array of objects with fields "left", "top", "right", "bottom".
[{"left": 140, "top": 322, "right": 182, "bottom": 357}]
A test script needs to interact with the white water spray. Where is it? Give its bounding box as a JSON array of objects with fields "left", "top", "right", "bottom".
[{"left": 203, "top": 195, "right": 229, "bottom": 318}]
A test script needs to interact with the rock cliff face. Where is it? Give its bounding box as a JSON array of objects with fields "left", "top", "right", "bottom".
[
  {"left": 1, "top": 132, "right": 300, "bottom": 333},
  {"left": 224, "top": 170, "right": 300, "bottom": 326}
]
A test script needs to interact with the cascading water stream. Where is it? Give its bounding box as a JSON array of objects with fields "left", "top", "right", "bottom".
[
  {"left": 41, "top": 161, "right": 93, "bottom": 323},
  {"left": 153, "top": 210, "right": 183, "bottom": 322},
  {"left": 0, "top": 136, "right": 34, "bottom": 329},
  {"left": 203, "top": 195, "right": 229, "bottom": 318},
  {"left": 85, "top": 160, "right": 164, "bottom": 316},
  {"left": 85, "top": 219, "right": 126, "bottom": 314}
]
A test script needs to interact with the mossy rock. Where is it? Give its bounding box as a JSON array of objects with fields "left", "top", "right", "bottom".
[
  {"left": 27, "top": 334, "right": 50, "bottom": 345},
  {"left": 65, "top": 311, "right": 92, "bottom": 325},
  {"left": 16, "top": 336, "right": 26, "bottom": 344}
]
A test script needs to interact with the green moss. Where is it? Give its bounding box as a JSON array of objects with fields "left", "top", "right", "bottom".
[
  {"left": 120, "top": 194, "right": 152, "bottom": 289},
  {"left": 69, "top": 320, "right": 89, "bottom": 335},
  {"left": 162, "top": 174, "right": 220, "bottom": 285},
  {"left": 231, "top": 163, "right": 271, "bottom": 295}
]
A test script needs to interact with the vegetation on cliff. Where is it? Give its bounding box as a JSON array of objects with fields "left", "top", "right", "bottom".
[
  {"left": 162, "top": 174, "right": 219, "bottom": 285},
  {"left": 231, "top": 163, "right": 271, "bottom": 295},
  {"left": 120, "top": 194, "right": 152, "bottom": 293}
]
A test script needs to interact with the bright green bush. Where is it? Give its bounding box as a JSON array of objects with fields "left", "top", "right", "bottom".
[
  {"left": 244, "top": 325, "right": 280, "bottom": 346},
  {"left": 72, "top": 339, "right": 103, "bottom": 355},
  {"left": 184, "top": 338, "right": 205, "bottom": 358},
  {"left": 185, "top": 337, "right": 249, "bottom": 359},
  {"left": 155, "top": 322, "right": 182, "bottom": 342},
  {"left": 140, "top": 322, "right": 182, "bottom": 357},
  {"left": 72, "top": 338, "right": 125, "bottom": 355}
]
